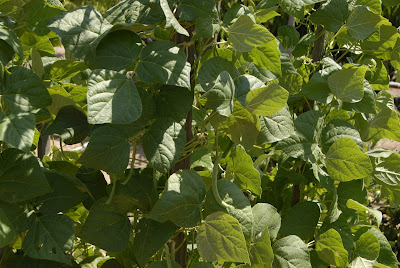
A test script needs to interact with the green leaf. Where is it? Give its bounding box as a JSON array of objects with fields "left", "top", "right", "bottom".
[
  {"left": 276, "top": 110, "right": 324, "bottom": 163},
  {"left": 354, "top": 230, "right": 380, "bottom": 260},
  {"left": 368, "top": 227, "right": 399, "bottom": 267},
  {"left": 272, "top": 235, "right": 311, "bottom": 268},
  {"left": 50, "top": 60, "right": 87, "bottom": 81},
  {"left": 326, "top": 137, "right": 373, "bottom": 181},
  {"left": 22, "top": 214, "right": 74, "bottom": 264},
  {"left": 147, "top": 261, "right": 181, "bottom": 268},
  {"left": 76, "top": 166, "right": 107, "bottom": 209},
  {"left": 316, "top": 229, "right": 348, "bottom": 267},
  {"left": 338, "top": 180, "right": 367, "bottom": 208},
  {"left": 133, "top": 218, "right": 177, "bottom": 267},
  {"left": 321, "top": 119, "right": 364, "bottom": 154},
  {"left": 248, "top": 227, "right": 274, "bottom": 268},
  {"left": 226, "top": 145, "right": 261, "bottom": 195},
  {"left": 177, "top": 0, "right": 217, "bottom": 21},
  {"left": 197, "top": 212, "right": 250, "bottom": 263},
  {"left": 361, "top": 25, "right": 399, "bottom": 60},
  {"left": 235, "top": 75, "right": 266, "bottom": 106},
  {"left": 20, "top": 31, "right": 55, "bottom": 58},
  {"left": 277, "top": 25, "right": 299, "bottom": 50},
  {"left": 78, "top": 126, "right": 131, "bottom": 174},
  {"left": 277, "top": 0, "right": 324, "bottom": 18},
  {"left": 356, "top": 0, "right": 381, "bottom": 14},
  {"left": 1, "top": 66, "right": 52, "bottom": 112},
  {"left": 143, "top": 117, "right": 186, "bottom": 173},
  {"left": 328, "top": 66, "right": 368, "bottom": 103},
  {"left": 160, "top": 0, "right": 189, "bottom": 36},
  {"left": 0, "top": 149, "right": 52, "bottom": 203},
  {"left": 346, "top": 5, "right": 381, "bottom": 40},
  {"left": 257, "top": 106, "right": 294, "bottom": 144},
  {"left": 366, "top": 58, "right": 389, "bottom": 91},
  {"left": 245, "top": 83, "right": 288, "bottom": 116},
  {"left": 245, "top": 39, "right": 281, "bottom": 76},
  {"left": 373, "top": 153, "right": 400, "bottom": 186},
  {"left": 0, "top": 112, "right": 35, "bottom": 152},
  {"left": 201, "top": 71, "right": 235, "bottom": 117},
  {"left": 224, "top": 4, "right": 255, "bottom": 25},
  {"left": 301, "top": 72, "right": 334, "bottom": 104},
  {"left": 137, "top": 41, "right": 191, "bottom": 89},
  {"left": 214, "top": 101, "right": 260, "bottom": 151},
  {"left": 88, "top": 30, "right": 141, "bottom": 71},
  {"left": 252, "top": 203, "right": 281, "bottom": 241},
  {"left": 0, "top": 207, "right": 16, "bottom": 247},
  {"left": 155, "top": 86, "right": 193, "bottom": 123},
  {"left": 79, "top": 198, "right": 130, "bottom": 252},
  {"left": 149, "top": 170, "right": 206, "bottom": 227},
  {"left": 309, "top": 0, "right": 349, "bottom": 32},
  {"left": 342, "top": 80, "right": 377, "bottom": 114},
  {"left": 349, "top": 257, "right": 375, "bottom": 268},
  {"left": 228, "top": 15, "right": 275, "bottom": 52},
  {"left": 33, "top": 170, "right": 89, "bottom": 214},
  {"left": 346, "top": 199, "right": 382, "bottom": 225},
  {"left": 0, "top": 25, "right": 23, "bottom": 64},
  {"left": 0, "top": 202, "right": 32, "bottom": 238},
  {"left": 48, "top": 6, "right": 113, "bottom": 60},
  {"left": 204, "top": 180, "right": 253, "bottom": 239},
  {"left": 43, "top": 106, "right": 90, "bottom": 145},
  {"left": 190, "top": 149, "right": 213, "bottom": 170},
  {"left": 279, "top": 201, "right": 320, "bottom": 241},
  {"left": 87, "top": 69, "right": 142, "bottom": 124},
  {"left": 198, "top": 56, "right": 241, "bottom": 91}
]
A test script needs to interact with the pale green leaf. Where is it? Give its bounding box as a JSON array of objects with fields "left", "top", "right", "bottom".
[
  {"left": 234, "top": 74, "right": 266, "bottom": 106},
  {"left": 355, "top": 230, "right": 380, "bottom": 260},
  {"left": 246, "top": 39, "right": 281, "bottom": 76},
  {"left": 245, "top": 84, "right": 289, "bottom": 116},
  {"left": 248, "top": 227, "right": 273, "bottom": 268},
  {"left": 160, "top": 0, "right": 189, "bottom": 36},
  {"left": 346, "top": 5, "right": 381, "bottom": 40},
  {"left": 346, "top": 199, "right": 382, "bottom": 225},
  {"left": 272, "top": 235, "right": 311, "bottom": 268},
  {"left": 374, "top": 153, "right": 400, "bottom": 186},
  {"left": 50, "top": 60, "right": 87, "bottom": 81},
  {"left": 277, "top": 0, "right": 325, "bottom": 18},
  {"left": 257, "top": 105, "right": 294, "bottom": 144},
  {"left": 252, "top": 203, "right": 281, "bottom": 241},
  {"left": 177, "top": 0, "right": 217, "bottom": 21},
  {"left": 316, "top": 229, "right": 348, "bottom": 267},
  {"left": 349, "top": 257, "right": 375, "bottom": 268},
  {"left": 197, "top": 212, "right": 250, "bottom": 263}
]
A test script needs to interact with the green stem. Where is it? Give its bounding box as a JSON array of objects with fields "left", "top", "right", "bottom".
[
  {"left": 121, "top": 142, "right": 137, "bottom": 185},
  {"left": 212, "top": 129, "right": 230, "bottom": 209},
  {"left": 105, "top": 175, "right": 117, "bottom": 205},
  {"left": 165, "top": 244, "right": 172, "bottom": 268}
]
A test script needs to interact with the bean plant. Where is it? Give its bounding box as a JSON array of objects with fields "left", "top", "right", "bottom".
[{"left": 0, "top": 0, "right": 400, "bottom": 267}]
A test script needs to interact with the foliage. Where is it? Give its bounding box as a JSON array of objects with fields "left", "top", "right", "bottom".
[{"left": 0, "top": 0, "right": 400, "bottom": 267}]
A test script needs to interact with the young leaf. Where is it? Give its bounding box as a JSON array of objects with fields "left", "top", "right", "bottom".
[
  {"left": 328, "top": 66, "right": 368, "bottom": 103},
  {"left": 279, "top": 201, "right": 320, "bottom": 241},
  {"left": 226, "top": 145, "right": 262, "bottom": 196},
  {"left": 22, "top": 214, "right": 74, "bottom": 264},
  {"left": 149, "top": 170, "right": 206, "bottom": 227},
  {"left": 346, "top": 5, "right": 381, "bottom": 40},
  {"left": 87, "top": 69, "right": 142, "bottom": 124},
  {"left": 79, "top": 198, "right": 130, "bottom": 252},
  {"left": 197, "top": 212, "right": 250, "bottom": 263},
  {"left": 0, "top": 112, "right": 35, "bottom": 152},
  {"left": 316, "top": 229, "right": 348, "bottom": 267},
  {"left": 0, "top": 149, "right": 52, "bottom": 203},
  {"left": 326, "top": 137, "right": 373, "bottom": 181},
  {"left": 272, "top": 235, "right": 312, "bottom": 268},
  {"left": 245, "top": 83, "right": 289, "bottom": 116},
  {"left": 142, "top": 117, "right": 186, "bottom": 173},
  {"left": 137, "top": 41, "right": 191, "bottom": 89},
  {"left": 160, "top": 0, "right": 189, "bottom": 36},
  {"left": 228, "top": 15, "right": 275, "bottom": 52}
]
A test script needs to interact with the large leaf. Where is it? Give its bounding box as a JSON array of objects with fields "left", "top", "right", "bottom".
[
  {"left": 48, "top": 6, "right": 113, "bottom": 60},
  {"left": 198, "top": 56, "right": 240, "bottom": 91},
  {"left": 142, "top": 117, "right": 186, "bottom": 173},
  {"left": 228, "top": 15, "right": 275, "bottom": 52},
  {"left": 249, "top": 227, "right": 274, "bottom": 268},
  {"left": 1, "top": 66, "right": 52, "bottom": 112},
  {"left": 301, "top": 71, "right": 334, "bottom": 104},
  {"left": 79, "top": 198, "right": 130, "bottom": 252},
  {"left": 272, "top": 235, "right": 311, "bottom": 268},
  {"left": 373, "top": 152, "right": 400, "bottom": 186},
  {"left": 257, "top": 105, "right": 294, "bottom": 144},
  {"left": 215, "top": 101, "right": 260, "bottom": 150},
  {"left": 245, "top": 39, "right": 281, "bottom": 76},
  {"left": 321, "top": 119, "right": 364, "bottom": 153},
  {"left": 201, "top": 71, "right": 235, "bottom": 117},
  {"left": 204, "top": 180, "right": 253, "bottom": 239},
  {"left": 155, "top": 86, "right": 193, "bottom": 123},
  {"left": 346, "top": 5, "right": 381, "bottom": 40},
  {"left": 245, "top": 83, "right": 288, "bottom": 116},
  {"left": 277, "top": 0, "right": 324, "bottom": 18},
  {"left": 78, "top": 126, "right": 131, "bottom": 174},
  {"left": 368, "top": 227, "right": 399, "bottom": 267},
  {"left": 137, "top": 41, "right": 191, "bottom": 89},
  {"left": 326, "top": 137, "right": 372, "bottom": 181},
  {"left": 226, "top": 145, "right": 261, "bottom": 195},
  {"left": 33, "top": 170, "right": 89, "bottom": 214},
  {"left": 0, "top": 207, "right": 16, "bottom": 247},
  {"left": 0, "top": 25, "right": 23, "bottom": 65},
  {"left": 160, "top": 0, "right": 189, "bottom": 36},
  {"left": 0, "top": 112, "right": 35, "bottom": 152},
  {"left": 88, "top": 30, "right": 142, "bottom": 71},
  {"left": 309, "top": 0, "right": 349, "bottom": 32},
  {"left": 342, "top": 80, "right": 377, "bottom": 114},
  {"left": 0, "top": 149, "right": 52, "bottom": 203},
  {"left": 149, "top": 170, "right": 206, "bottom": 227},
  {"left": 87, "top": 69, "right": 142, "bottom": 124},
  {"left": 234, "top": 75, "right": 266, "bottom": 106},
  {"left": 252, "top": 203, "right": 281, "bottom": 241},
  {"left": 328, "top": 66, "right": 368, "bottom": 103},
  {"left": 133, "top": 218, "right": 177, "bottom": 267},
  {"left": 279, "top": 201, "right": 320, "bottom": 241},
  {"left": 276, "top": 110, "right": 324, "bottom": 163},
  {"left": 22, "top": 214, "right": 74, "bottom": 264},
  {"left": 197, "top": 212, "right": 250, "bottom": 263},
  {"left": 316, "top": 229, "right": 348, "bottom": 267},
  {"left": 177, "top": 0, "right": 217, "bottom": 21},
  {"left": 354, "top": 230, "right": 380, "bottom": 260}
]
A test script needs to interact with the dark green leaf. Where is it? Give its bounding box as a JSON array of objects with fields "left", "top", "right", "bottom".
[
  {"left": 0, "top": 25, "right": 23, "bottom": 64},
  {"left": 177, "top": 0, "right": 217, "bottom": 21},
  {"left": 346, "top": 5, "right": 381, "bottom": 40},
  {"left": 0, "top": 207, "right": 16, "bottom": 247},
  {"left": 0, "top": 112, "right": 35, "bottom": 152},
  {"left": 198, "top": 56, "right": 240, "bottom": 91},
  {"left": 277, "top": 0, "right": 324, "bottom": 18},
  {"left": 155, "top": 86, "right": 193, "bottom": 123},
  {"left": 354, "top": 230, "right": 380, "bottom": 260},
  {"left": 234, "top": 74, "right": 266, "bottom": 106},
  {"left": 248, "top": 227, "right": 274, "bottom": 268},
  {"left": 309, "top": 0, "right": 349, "bottom": 32}
]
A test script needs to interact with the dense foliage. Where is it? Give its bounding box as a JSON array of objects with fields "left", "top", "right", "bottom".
[{"left": 0, "top": 0, "right": 400, "bottom": 267}]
